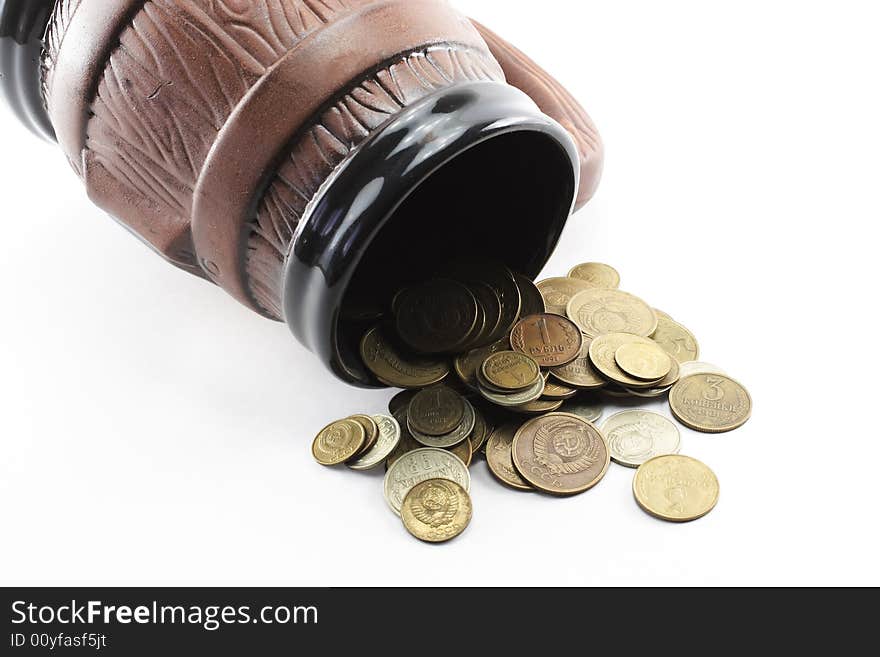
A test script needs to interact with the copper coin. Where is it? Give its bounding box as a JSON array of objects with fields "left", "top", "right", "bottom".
[
  {"left": 550, "top": 339, "right": 607, "bottom": 390},
  {"left": 510, "top": 313, "right": 583, "bottom": 367},
  {"left": 512, "top": 413, "right": 610, "bottom": 496},
  {"left": 408, "top": 385, "right": 466, "bottom": 437}
]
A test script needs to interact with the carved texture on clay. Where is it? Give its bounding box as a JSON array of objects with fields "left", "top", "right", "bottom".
[
  {"left": 83, "top": 1, "right": 374, "bottom": 224},
  {"left": 41, "top": 0, "right": 83, "bottom": 109},
  {"left": 244, "top": 46, "right": 505, "bottom": 319}
]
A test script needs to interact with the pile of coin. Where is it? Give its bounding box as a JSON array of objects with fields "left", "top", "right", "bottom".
[{"left": 312, "top": 262, "right": 751, "bottom": 541}]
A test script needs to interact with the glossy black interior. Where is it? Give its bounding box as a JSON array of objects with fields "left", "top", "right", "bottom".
[
  {"left": 283, "top": 82, "right": 579, "bottom": 387},
  {"left": 0, "top": 0, "right": 55, "bottom": 141},
  {"left": 338, "top": 132, "right": 575, "bottom": 383}
]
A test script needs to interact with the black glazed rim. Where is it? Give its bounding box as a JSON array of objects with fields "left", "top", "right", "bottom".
[
  {"left": 0, "top": 0, "right": 55, "bottom": 141},
  {"left": 282, "top": 81, "right": 581, "bottom": 387}
]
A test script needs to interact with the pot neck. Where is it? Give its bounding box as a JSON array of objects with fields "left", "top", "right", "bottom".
[
  {"left": 0, "top": 0, "right": 55, "bottom": 141},
  {"left": 282, "top": 81, "right": 580, "bottom": 385}
]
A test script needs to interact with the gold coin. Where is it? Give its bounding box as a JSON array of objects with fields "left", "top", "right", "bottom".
[
  {"left": 566, "top": 289, "right": 658, "bottom": 338},
  {"left": 510, "top": 313, "right": 583, "bottom": 367},
  {"left": 347, "top": 414, "right": 379, "bottom": 457},
  {"left": 481, "top": 351, "right": 541, "bottom": 392},
  {"left": 486, "top": 423, "right": 534, "bottom": 491},
  {"left": 589, "top": 333, "right": 666, "bottom": 389},
  {"left": 536, "top": 277, "right": 595, "bottom": 316},
  {"left": 633, "top": 455, "right": 719, "bottom": 522},
  {"left": 542, "top": 380, "right": 579, "bottom": 400},
  {"left": 550, "top": 339, "right": 606, "bottom": 390},
  {"left": 567, "top": 262, "right": 621, "bottom": 289},
  {"left": 651, "top": 314, "right": 700, "bottom": 363},
  {"left": 510, "top": 398, "right": 564, "bottom": 415},
  {"left": 360, "top": 326, "right": 449, "bottom": 389},
  {"left": 453, "top": 337, "right": 511, "bottom": 391},
  {"left": 311, "top": 418, "right": 366, "bottom": 466},
  {"left": 407, "top": 386, "right": 465, "bottom": 437},
  {"left": 401, "top": 479, "right": 472, "bottom": 543},
  {"left": 511, "top": 413, "right": 610, "bottom": 496},
  {"left": 448, "top": 439, "right": 473, "bottom": 467},
  {"left": 614, "top": 341, "right": 672, "bottom": 381},
  {"left": 669, "top": 374, "right": 752, "bottom": 433},
  {"left": 626, "top": 358, "right": 680, "bottom": 397}
]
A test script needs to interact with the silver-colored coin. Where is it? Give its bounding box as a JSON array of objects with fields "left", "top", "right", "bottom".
[
  {"left": 383, "top": 448, "right": 471, "bottom": 516},
  {"left": 559, "top": 398, "right": 604, "bottom": 424},
  {"left": 601, "top": 410, "right": 681, "bottom": 468},
  {"left": 478, "top": 376, "right": 545, "bottom": 407},
  {"left": 347, "top": 414, "right": 402, "bottom": 471},
  {"left": 677, "top": 361, "right": 727, "bottom": 379},
  {"left": 407, "top": 399, "right": 475, "bottom": 449}
]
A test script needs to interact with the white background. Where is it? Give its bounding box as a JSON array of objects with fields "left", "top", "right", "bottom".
[{"left": 1, "top": 0, "right": 878, "bottom": 587}]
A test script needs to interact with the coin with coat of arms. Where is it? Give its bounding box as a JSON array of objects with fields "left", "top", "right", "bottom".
[{"left": 511, "top": 413, "right": 609, "bottom": 496}]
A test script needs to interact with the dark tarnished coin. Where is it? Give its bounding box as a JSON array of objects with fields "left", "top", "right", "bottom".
[
  {"left": 312, "top": 418, "right": 366, "bottom": 466},
  {"left": 347, "top": 414, "right": 379, "bottom": 458},
  {"left": 550, "top": 339, "right": 606, "bottom": 390},
  {"left": 360, "top": 326, "right": 450, "bottom": 389},
  {"left": 465, "top": 282, "right": 502, "bottom": 349},
  {"left": 536, "top": 277, "right": 595, "bottom": 316},
  {"left": 481, "top": 351, "right": 541, "bottom": 392},
  {"left": 408, "top": 399, "right": 475, "bottom": 449},
  {"left": 486, "top": 423, "right": 534, "bottom": 491},
  {"left": 388, "top": 389, "right": 417, "bottom": 417},
  {"left": 395, "top": 279, "right": 478, "bottom": 354},
  {"left": 453, "top": 337, "right": 511, "bottom": 391},
  {"left": 513, "top": 273, "right": 546, "bottom": 318},
  {"left": 510, "top": 313, "right": 583, "bottom": 367},
  {"left": 512, "top": 413, "right": 610, "bottom": 496},
  {"left": 444, "top": 263, "right": 521, "bottom": 342},
  {"left": 408, "top": 386, "right": 466, "bottom": 437},
  {"left": 401, "top": 479, "right": 473, "bottom": 543}
]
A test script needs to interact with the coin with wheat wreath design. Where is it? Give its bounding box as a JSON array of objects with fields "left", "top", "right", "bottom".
[
  {"left": 511, "top": 413, "right": 609, "bottom": 496},
  {"left": 401, "top": 479, "right": 473, "bottom": 543}
]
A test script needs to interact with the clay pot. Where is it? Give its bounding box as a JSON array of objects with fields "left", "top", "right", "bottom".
[{"left": 0, "top": 0, "right": 603, "bottom": 385}]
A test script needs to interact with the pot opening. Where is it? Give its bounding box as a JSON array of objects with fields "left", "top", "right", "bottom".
[{"left": 337, "top": 129, "right": 577, "bottom": 385}]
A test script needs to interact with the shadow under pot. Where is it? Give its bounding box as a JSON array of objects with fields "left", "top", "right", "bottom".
[{"left": 0, "top": 0, "right": 602, "bottom": 387}]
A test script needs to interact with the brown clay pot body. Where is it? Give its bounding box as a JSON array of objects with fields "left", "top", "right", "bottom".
[{"left": 2, "top": 0, "right": 603, "bottom": 385}]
